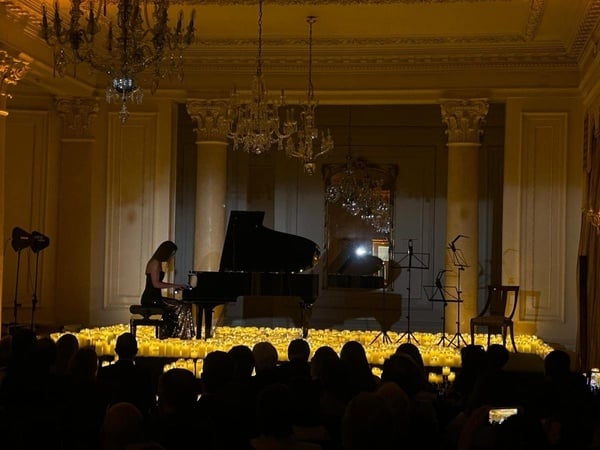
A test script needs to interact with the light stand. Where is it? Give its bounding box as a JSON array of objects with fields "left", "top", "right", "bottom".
[
  {"left": 9, "top": 227, "right": 31, "bottom": 328},
  {"left": 396, "top": 239, "right": 429, "bottom": 345},
  {"left": 447, "top": 234, "right": 468, "bottom": 348},
  {"left": 28, "top": 231, "right": 50, "bottom": 332}
]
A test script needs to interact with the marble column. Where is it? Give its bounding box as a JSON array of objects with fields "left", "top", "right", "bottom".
[
  {"left": 0, "top": 51, "right": 30, "bottom": 331},
  {"left": 440, "top": 98, "right": 489, "bottom": 341},
  {"left": 54, "top": 97, "right": 98, "bottom": 326},
  {"left": 186, "top": 99, "right": 230, "bottom": 336}
]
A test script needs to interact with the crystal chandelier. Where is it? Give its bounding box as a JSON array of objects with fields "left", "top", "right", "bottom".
[
  {"left": 326, "top": 157, "right": 392, "bottom": 234},
  {"left": 227, "top": 0, "right": 297, "bottom": 155},
  {"left": 284, "top": 16, "right": 333, "bottom": 175},
  {"left": 40, "top": 0, "right": 195, "bottom": 123},
  {"left": 326, "top": 114, "right": 392, "bottom": 234}
]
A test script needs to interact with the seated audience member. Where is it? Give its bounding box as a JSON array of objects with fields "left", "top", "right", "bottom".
[
  {"left": 340, "top": 340, "right": 380, "bottom": 396},
  {"left": 381, "top": 352, "right": 441, "bottom": 450},
  {"left": 60, "top": 346, "right": 106, "bottom": 450},
  {"left": 228, "top": 344, "right": 255, "bottom": 382},
  {"left": 198, "top": 350, "right": 253, "bottom": 449},
  {"left": 395, "top": 342, "right": 427, "bottom": 376},
  {"left": 539, "top": 349, "right": 595, "bottom": 450},
  {"left": 252, "top": 382, "right": 322, "bottom": 450},
  {"left": 252, "top": 341, "right": 282, "bottom": 393},
  {"left": 280, "top": 338, "right": 312, "bottom": 380},
  {"left": 97, "top": 332, "right": 156, "bottom": 418},
  {"left": 52, "top": 333, "right": 79, "bottom": 376},
  {"left": 465, "top": 344, "right": 515, "bottom": 412},
  {"left": 310, "top": 345, "right": 339, "bottom": 383},
  {"left": 341, "top": 391, "right": 396, "bottom": 450},
  {"left": 99, "top": 402, "right": 157, "bottom": 450},
  {"left": 149, "top": 368, "right": 212, "bottom": 450},
  {"left": 375, "top": 382, "right": 412, "bottom": 442}
]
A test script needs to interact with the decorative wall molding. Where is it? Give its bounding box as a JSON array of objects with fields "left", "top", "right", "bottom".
[
  {"left": 519, "top": 112, "right": 567, "bottom": 323},
  {"left": 55, "top": 97, "right": 99, "bottom": 140},
  {"left": 104, "top": 113, "right": 158, "bottom": 308}
]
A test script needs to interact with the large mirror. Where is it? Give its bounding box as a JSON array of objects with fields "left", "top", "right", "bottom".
[{"left": 323, "top": 159, "right": 398, "bottom": 289}]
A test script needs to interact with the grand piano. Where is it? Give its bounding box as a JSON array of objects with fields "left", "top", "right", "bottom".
[{"left": 182, "top": 211, "right": 320, "bottom": 339}]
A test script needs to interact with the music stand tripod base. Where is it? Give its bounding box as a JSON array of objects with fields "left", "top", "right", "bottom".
[
  {"left": 448, "top": 332, "right": 468, "bottom": 348},
  {"left": 370, "top": 330, "right": 393, "bottom": 345}
]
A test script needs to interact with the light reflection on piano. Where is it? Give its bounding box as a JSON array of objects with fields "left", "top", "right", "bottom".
[{"left": 182, "top": 211, "right": 320, "bottom": 339}]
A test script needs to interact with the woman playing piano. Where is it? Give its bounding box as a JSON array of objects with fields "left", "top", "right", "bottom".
[{"left": 141, "top": 240, "right": 195, "bottom": 339}]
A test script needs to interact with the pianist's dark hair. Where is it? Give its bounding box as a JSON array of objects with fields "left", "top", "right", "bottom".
[{"left": 152, "top": 240, "right": 178, "bottom": 262}]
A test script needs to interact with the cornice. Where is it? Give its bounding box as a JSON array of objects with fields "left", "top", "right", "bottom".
[{"left": 568, "top": 0, "right": 600, "bottom": 59}]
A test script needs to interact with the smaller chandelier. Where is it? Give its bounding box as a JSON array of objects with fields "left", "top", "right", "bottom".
[
  {"left": 326, "top": 156, "right": 392, "bottom": 234},
  {"left": 227, "top": 0, "right": 297, "bottom": 155},
  {"left": 285, "top": 16, "right": 333, "bottom": 175},
  {"left": 41, "top": 0, "right": 195, "bottom": 123}
]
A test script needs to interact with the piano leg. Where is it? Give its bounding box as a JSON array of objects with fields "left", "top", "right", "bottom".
[
  {"left": 192, "top": 304, "right": 215, "bottom": 340},
  {"left": 300, "top": 302, "right": 313, "bottom": 339}
]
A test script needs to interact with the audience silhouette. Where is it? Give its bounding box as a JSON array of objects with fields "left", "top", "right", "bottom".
[
  {"left": 97, "top": 332, "right": 156, "bottom": 419},
  {"left": 0, "top": 327, "right": 598, "bottom": 450}
]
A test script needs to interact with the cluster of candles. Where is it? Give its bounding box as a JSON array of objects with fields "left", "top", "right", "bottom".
[{"left": 50, "top": 324, "right": 555, "bottom": 382}]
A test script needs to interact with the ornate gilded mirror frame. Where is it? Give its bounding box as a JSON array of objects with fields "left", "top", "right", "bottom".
[{"left": 323, "top": 159, "right": 398, "bottom": 290}]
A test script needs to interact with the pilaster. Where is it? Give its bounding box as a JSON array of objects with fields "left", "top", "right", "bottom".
[{"left": 54, "top": 97, "right": 99, "bottom": 326}]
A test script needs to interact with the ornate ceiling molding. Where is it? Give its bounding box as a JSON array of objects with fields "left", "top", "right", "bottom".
[{"left": 569, "top": 0, "right": 600, "bottom": 59}]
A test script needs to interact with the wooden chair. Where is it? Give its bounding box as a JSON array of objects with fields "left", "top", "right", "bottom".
[
  {"left": 470, "top": 285, "right": 520, "bottom": 352},
  {"left": 129, "top": 305, "right": 165, "bottom": 338}
]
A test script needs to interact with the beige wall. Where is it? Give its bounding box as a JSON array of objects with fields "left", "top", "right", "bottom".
[{"left": 0, "top": 95, "right": 584, "bottom": 352}]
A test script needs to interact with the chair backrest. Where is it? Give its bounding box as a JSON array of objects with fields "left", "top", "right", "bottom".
[{"left": 484, "top": 285, "right": 520, "bottom": 319}]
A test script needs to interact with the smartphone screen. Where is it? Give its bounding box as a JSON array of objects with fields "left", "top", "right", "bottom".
[{"left": 488, "top": 407, "right": 520, "bottom": 424}]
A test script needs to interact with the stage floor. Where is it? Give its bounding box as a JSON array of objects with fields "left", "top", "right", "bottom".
[{"left": 49, "top": 323, "right": 553, "bottom": 379}]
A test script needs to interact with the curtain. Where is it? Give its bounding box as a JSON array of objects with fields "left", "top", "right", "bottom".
[{"left": 578, "top": 110, "right": 600, "bottom": 371}]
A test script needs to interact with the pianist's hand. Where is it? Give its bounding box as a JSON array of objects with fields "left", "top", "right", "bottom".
[{"left": 173, "top": 283, "right": 188, "bottom": 292}]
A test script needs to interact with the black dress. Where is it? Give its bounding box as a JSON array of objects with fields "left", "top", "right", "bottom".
[{"left": 141, "top": 271, "right": 195, "bottom": 339}]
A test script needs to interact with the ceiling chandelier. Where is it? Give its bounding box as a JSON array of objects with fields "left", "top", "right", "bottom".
[
  {"left": 284, "top": 16, "right": 333, "bottom": 175},
  {"left": 227, "top": 0, "right": 297, "bottom": 155},
  {"left": 326, "top": 112, "right": 392, "bottom": 234},
  {"left": 40, "top": 0, "right": 195, "bottom": 123}
]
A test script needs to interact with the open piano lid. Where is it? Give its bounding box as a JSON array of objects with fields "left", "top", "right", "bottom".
[{"left": 219, "top": 211, "right": 320, "bottom": 273}]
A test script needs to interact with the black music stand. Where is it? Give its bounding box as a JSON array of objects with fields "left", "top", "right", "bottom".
[
  {"left": 447, "top": 235, "right": 469, "bottom": 348},
  {"left": 395, "top": 239, "right": 429, "bottom": 345},
  {"left": 424, "top": 270, "right": 462, "bottom": 347}
]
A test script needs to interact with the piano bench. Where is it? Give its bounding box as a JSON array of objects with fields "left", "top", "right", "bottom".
[{"left": 129, "top": 305, "right": 165, "bottom": 339}]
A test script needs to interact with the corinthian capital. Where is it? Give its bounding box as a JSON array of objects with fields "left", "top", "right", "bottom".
[
  {"left": 440, "top": 99, "right": 489, "bottom": 144},
  {"left": 55, "top": 97, "right": 99, "bottom": 139},
  {"left": 186, "top": 99, "right": 230, "bottom": 142},
  {"left": 0, "top": 50, "right": 30, "bottom": 98}
]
